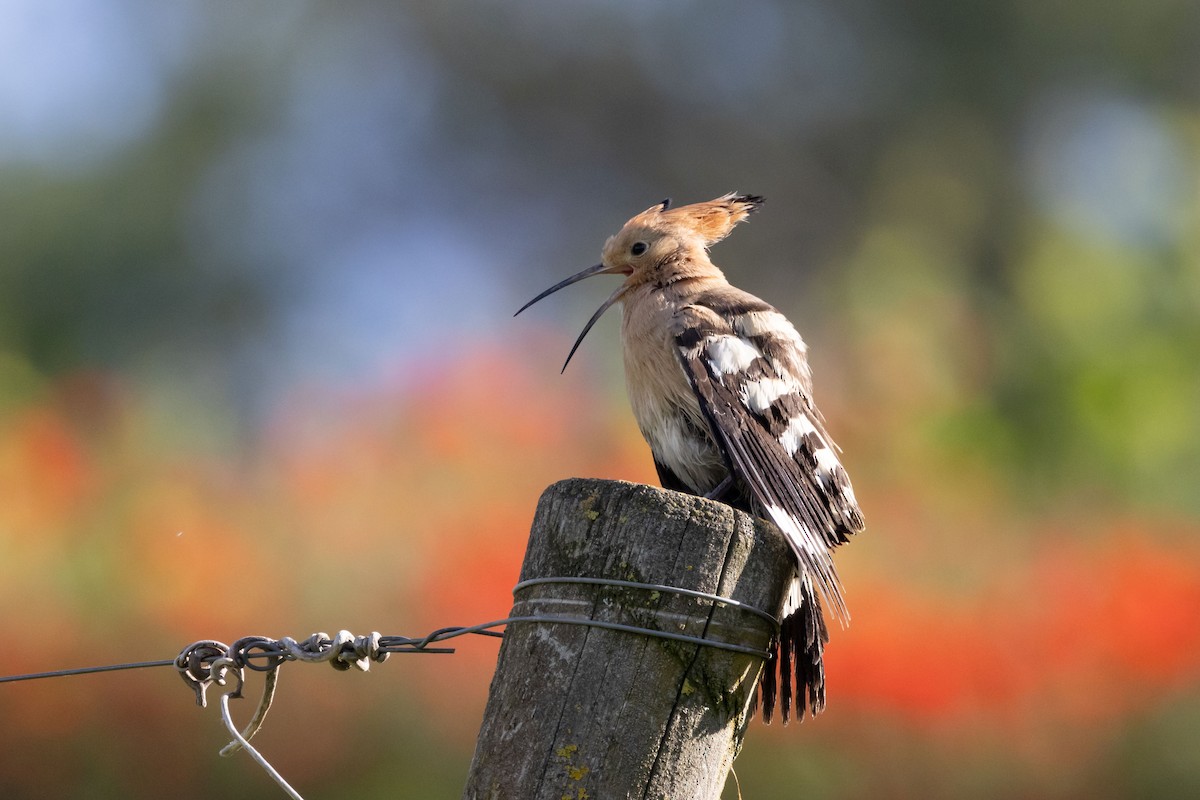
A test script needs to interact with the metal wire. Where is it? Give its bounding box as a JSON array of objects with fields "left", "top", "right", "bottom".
[
  {"left": 508, "top": 614, "right": 770, "bottom": 657},
  {"left": 220, "top": 689, "right": 303, "bottom": 800},
  {"left": 0, "top": 578, "right": 775, "bottom": 685},
  {"left": 0, "top": 576, "right": 778, "bottom": 800},
  {"left": 0, "top": 659, "right": 175, "bottom": 683},
  {"left": 513, "top": 575, "right": 781, "bottom": 627}
]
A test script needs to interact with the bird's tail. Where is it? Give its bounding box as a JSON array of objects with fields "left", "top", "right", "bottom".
[{"left": 753, "top": 575, "right": 827, "bottom": 723}]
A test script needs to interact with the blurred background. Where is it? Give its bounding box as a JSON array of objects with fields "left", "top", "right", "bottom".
[{"left": 2, "top": 1, "right": 1199, "bottom": 797}]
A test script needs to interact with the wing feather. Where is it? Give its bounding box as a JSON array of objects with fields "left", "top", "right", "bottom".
[{"left": 672, "top": 301, "right": 862, "bottom": 623}]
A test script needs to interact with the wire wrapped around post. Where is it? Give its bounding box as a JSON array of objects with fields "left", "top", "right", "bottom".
[{"left": 464, "top": 477, "right": 797, "bottom": 800}]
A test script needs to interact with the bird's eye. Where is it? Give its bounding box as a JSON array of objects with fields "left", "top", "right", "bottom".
[{"left": 631, "top": 242, "right": 648, "bottom": 256}]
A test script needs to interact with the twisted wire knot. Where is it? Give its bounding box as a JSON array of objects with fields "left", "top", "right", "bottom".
[{"left": 277, "top": 631, "right": 389, "bottom": 672}]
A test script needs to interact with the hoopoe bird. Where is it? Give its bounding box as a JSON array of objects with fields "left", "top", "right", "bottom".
[{"left": 516, "top": 193, "right": 864, "bottom": 722}]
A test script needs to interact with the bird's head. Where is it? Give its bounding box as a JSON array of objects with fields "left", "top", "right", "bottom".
[
  {"left": 601, "top": 192, "right": 763, "bottom": 283},
  {"left": 516, "top": 193, "right": 763, "bottom": 371}
]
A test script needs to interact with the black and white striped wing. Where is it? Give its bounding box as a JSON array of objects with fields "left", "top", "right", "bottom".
[{"left": 672, "top": 298, "right": 863, "bottom": 623}]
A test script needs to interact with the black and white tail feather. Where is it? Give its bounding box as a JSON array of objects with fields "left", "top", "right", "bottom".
[{"left": 672, "top": 293, "right": 862, "bottom": 721}]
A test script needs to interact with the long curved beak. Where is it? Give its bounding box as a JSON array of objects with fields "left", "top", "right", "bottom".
[
  {"left": 515, "top": 263, "right": 626, "bottom": 373},
  {"left": 514, "top": 263, "right": 611, "bottom": 316}
]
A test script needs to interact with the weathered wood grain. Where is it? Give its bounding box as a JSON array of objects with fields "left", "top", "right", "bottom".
[{"left": 463, "top": 478, "right": 794, "bottom": 800}]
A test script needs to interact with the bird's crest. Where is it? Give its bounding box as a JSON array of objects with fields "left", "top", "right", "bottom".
[
  {"left": 625, "top": 192, "right": 763, "bottom": 247},
  {"left": 516, "top": 192, "right": 766, "bottom": 372}
]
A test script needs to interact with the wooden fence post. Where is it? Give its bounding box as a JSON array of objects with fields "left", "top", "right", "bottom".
[{"left": 463, "top": 477, "right": 794, "bottom": 800}]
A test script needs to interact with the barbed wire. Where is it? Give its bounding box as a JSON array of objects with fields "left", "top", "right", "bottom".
[{"left": 0, "top": 576, "right": 778, "bottom": 799}]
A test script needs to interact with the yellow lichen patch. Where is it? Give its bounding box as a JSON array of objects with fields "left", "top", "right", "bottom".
[
  {"left": 682, "top": 678, "right": 696, "bottom": 696},
  {"left": 556, "top": 743, "right": 591, "bottom": 793},
  {"left": 579, "top": 493, "right": 600, "bottom": 521}
]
